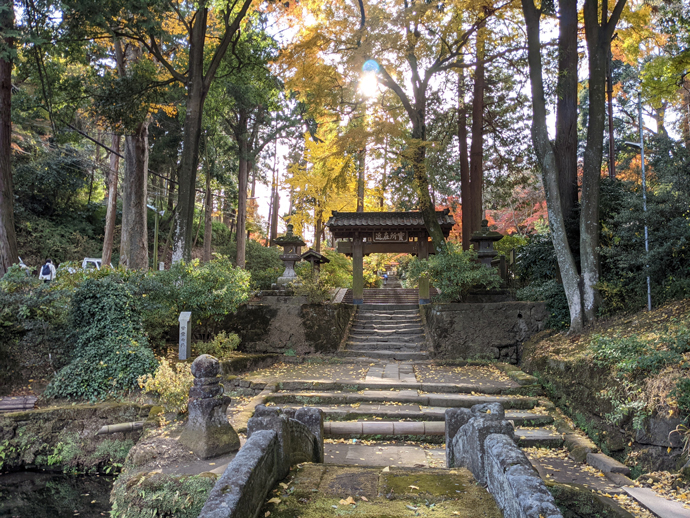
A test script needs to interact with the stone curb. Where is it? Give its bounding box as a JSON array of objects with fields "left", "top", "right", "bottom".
[
  {"left": 586, "top": 453, "right": 631, "bottom": 475},
  {"left": 265, "top": 391, "right": 539, "bottom": 410},
  {"left": 274, "top": 379, "right": 527, "bottom": 395}
]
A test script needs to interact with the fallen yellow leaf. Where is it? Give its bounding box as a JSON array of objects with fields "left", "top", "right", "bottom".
[
  {"left": 409, "top": 485, "right": 419, "bottom": 490},
  {"left": 339, "top": 496, "right": 356, "bottom": 505},
  {"left": 360, "top": 496, "right": 369, "bottom": 502},
  {"left": 267, "top": 497, "right": 281, "bottom": 505}
]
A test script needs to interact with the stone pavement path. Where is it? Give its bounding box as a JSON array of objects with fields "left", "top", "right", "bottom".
[{"left": 226, "top": 356, "right": 690, "bottom": 517}]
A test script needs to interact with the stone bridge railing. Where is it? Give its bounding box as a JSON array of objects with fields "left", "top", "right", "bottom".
[
  {"left": 198, "top": 406, "right": 323, "bottom": 518},
  {"left": 446, "top": 403, "right": 563, "bottom": 518}
]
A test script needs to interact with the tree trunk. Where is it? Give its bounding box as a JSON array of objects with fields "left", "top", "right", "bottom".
[
  {"left": 522, "top": 0, "right": 584, "bottom": 332},
  {"left": 581, "top": 0, "right": 615, "bottom": 322},
  {"left": 469, "top": 26, "right": 486, "bottom": 235},
  {"left": 122, "top": 120, "right": 150, "bottom": 270},
  {"left": 172, "top": 79, "right": 205, "bottom": 263},
  {"left": 315, "top": 207, "right": 322, "bottom": 252},
  {"left": 236, "top": 138, "right": 249, "bottom": 268},
  {"left": 458, "top": 70, "right": 472, "bottom": 251},
  {"left": 357, "top": 148, "right": 365, "bottom": 212},
  {"left": 171, "top": 8, "right": 209, "bottom": 264},
  {"left": 555, "top": 0, "right": 580, "bottom": 249},
  {"left": 167, "top": 165, "right": 176, "bottom": 213},
  {"left": 102, "top": 133, "right": 121, "bottom": 266},
  {"left": 0, "top": 0, "right": 17, "bottom": 277},
  {"left": 203, "top": 171, "right": 213, "bottom": 262}
]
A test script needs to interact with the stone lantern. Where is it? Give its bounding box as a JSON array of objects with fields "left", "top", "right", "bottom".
[
  {"left": 273, "top": 224, "right": 306, "bottom": 287},
  {"left": 301, "top": 249, "right": 330, "bottom": 277},
  {"left": 470, "top": 219, "right": 503, "bottom": 267}
]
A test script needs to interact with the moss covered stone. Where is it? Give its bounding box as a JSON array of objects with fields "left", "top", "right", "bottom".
[
  {"left": 258, "top": 464, "right": 502, "bottom": 518},
  {"left": 111, "top": 471, "right": 217, "bottom": 518},
  {"left": 547, "top": 482, "right": 634, "bottom": 518}
]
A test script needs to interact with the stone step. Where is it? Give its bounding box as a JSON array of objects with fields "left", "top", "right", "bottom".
[
  {"left": 340, "top": 350, "right": 427, "bottom": 360},
  {"left": 515, "top": 428, "right": 564, "bottom": 448},
  {"left": 356, "top": 314, "right": 420, "bottom": 322},
  {"left": 274, "top": 380, "right": 523, "bottom": 395},
  {"left": 265, "top": 390, "right": 538, "bottom": 410},
  {"left": 349, "top": 335, "right": 425, "bottom": 344},
  {"left": 279, "top": 404, "right": 553, "bottom": 425},
  {"left": 350, "top": 330, "right": 424, "bottom": 338},
  {"left": 322, "top": 422, "right": 560, "bottom": 446},
  {"left": 352, "top": 323, "right": 422, "bottom": 331},
  {"left": 344, "top": 348, "right": 427, "bottom": 358}
]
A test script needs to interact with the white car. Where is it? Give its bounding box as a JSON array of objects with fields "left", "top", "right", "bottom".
[{"left": 58, "top": 258, "right": 112, "bottom": 274}]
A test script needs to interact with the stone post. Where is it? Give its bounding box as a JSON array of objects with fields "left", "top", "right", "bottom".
[
  {"left": 352, "top": 234, "right": 363, "bottom": 305},
  {"left": 179, "top": 355, "right": 240, "bottom": 459},
  {"left": 178, "top": 311, "right": 192, "bottom": 360}
]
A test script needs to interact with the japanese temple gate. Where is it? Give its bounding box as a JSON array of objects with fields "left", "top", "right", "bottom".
[{"left": 325, "top": 210, "right": 456, "bottom": 304}]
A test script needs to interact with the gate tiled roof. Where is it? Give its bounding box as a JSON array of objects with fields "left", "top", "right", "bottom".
[{"left": 326, "top": 210, "right": 455, "bottom": 232}]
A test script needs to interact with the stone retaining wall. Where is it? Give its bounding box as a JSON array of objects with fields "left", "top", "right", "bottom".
[
  {"left": 220, "top": 300, "right": 356, "bottom": 355},
  {"left": 446, "top": 403, "right": 562, "bottom": 518},
  {"left": 199, "top": 406, "right": 324, "bottom": 518},
  {"left": 421, "top": 302, "right": 547, "bottom": 362},
  {"left": 0, "top": 403, "right": 152, "bottom": 473}
]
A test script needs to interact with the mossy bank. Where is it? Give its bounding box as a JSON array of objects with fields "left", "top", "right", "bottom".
[{"left": 0, "top": 402, "right": 152, "bottom": 474}]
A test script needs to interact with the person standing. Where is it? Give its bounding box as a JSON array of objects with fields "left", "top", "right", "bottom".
[{"left": 39, "top": 258, "right": 56, "bottom": 282}]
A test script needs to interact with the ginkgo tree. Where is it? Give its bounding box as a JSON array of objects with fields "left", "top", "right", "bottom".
[{"left": 280, "top": 0, "right": 520, "bottom": 251}]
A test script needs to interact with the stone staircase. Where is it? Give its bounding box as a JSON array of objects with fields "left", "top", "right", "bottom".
[
  {"left": 341, "top": 288, "right": 438, "bottom": 304},
  {"left": 260, "top": 361, "right": 564, "bottom": 450},
  {"left": 339, "top": 305, "right": 429, "bottom": 360}
]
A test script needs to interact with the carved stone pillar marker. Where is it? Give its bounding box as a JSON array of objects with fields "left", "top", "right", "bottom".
[{"left": 179, "top": 354, "right": 240, "bottom": 459}]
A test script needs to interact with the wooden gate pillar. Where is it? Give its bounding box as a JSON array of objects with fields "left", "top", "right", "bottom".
[
  {"left": 418, "top": 236, "right": 430, "bottom": 304},
  {"left": 352, "top": 234, "right": 364, "bottom": 305}
]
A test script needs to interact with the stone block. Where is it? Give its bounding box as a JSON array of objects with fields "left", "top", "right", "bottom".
[
  {"left": 247, "top": 410, "right": 292, "bottom": 478},
  {"left": 393, "top": 421, "right": 425, "bottom": 435},
  {"left": 423, "top": 422, "right": 445, "bottom": 435},
  {"left": 445, "top": 408, "right": 472, "bottom": 468},
  {"left": 198, "top": 430, "right": 279, "bottom": 518},
  {"left": 191, "top": 354, "right": 221, "bottom": 378},
  {"left": 295, "top": 407, "right": 324, "bottom": 463},
  {"left": 179, "top": 395, "right": 240, "bottom": 459},
  {"left": 564, "top": 433, "right": 596, "bottom": 463},
  {"left": 362, "top": 421, "right": 394, "bottom": 435},
  {"left": 484, "top": 433, "right": 562, "bottom": 518},
  {"left": 635, "top": 417, "right": 684, "bottom": 448},
  {"left": 587, "top": 453, "right": 630, "bottom": 475},
  {"left": 471, "top": 402, "right": 505, "bottom": 420},
  {"left": 453, "top": 417, "right": 514, "bottom": 484}
]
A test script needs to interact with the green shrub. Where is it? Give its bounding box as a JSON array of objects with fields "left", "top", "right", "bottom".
[
  {"left": 0, "top": 265, "right": 73, "bottom": 393},
  {"left": 673, "top": 378, "right": 690, "bottom": 420},
  {"left": 218, "top": 239, "right": 283, "bottom": 290},
  {"left": 406, "top": 243, "right": 501, "bottom": 302},
  {"left": 517, "top": 279, "right": 570, "bottom": 330},
  {"left": 44, "top": 275, "right": 158, "bottom": 400},
  {"left": 319, "top": 249, "right": 352, "bottom": 289},
  {"left": 195, "top": 331, "right": 241, "bottom": 358},
  {"left": 142, "top": 258, "right": 251, "bottom": 340}
]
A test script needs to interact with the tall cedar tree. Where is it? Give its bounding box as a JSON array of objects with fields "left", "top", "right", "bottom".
[{"left": 0, "top": 0, "right": 17, "bottom": 277}]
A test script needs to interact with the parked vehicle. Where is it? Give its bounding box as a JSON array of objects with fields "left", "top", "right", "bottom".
[{"left": 57, "top": 258, "right": 112, "bottom": 274}]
